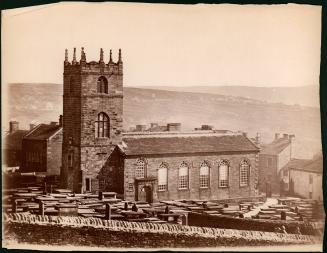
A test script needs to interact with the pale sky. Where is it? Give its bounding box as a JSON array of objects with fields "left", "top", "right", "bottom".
[{"left": 1, "top": 2, "right": 322, "bottom": 87}]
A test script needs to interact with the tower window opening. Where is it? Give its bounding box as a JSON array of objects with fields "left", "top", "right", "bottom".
[
  {"left": 95, "top": 112, "right": 110, "bottom": 138},
  {"left": 97, "top": 76, "right": 108, "bottom": 94}
]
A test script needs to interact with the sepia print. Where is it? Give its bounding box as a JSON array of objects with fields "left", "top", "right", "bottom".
[{"left": 2, "top": 2, "right": 325, "bottom": 251}]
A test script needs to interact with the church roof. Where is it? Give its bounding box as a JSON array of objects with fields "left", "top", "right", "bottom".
[
  {"left": 119, "top": 134, "right": 259, "bottom": 156},
  {"left": 260, "top": 137, "right": 291, "bottom": 155},
  {"left": 24, "top": 124, "right": 62, "bottom": 140}
]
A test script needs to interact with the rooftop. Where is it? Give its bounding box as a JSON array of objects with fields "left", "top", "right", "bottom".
[
  {"left": 260, "top": 137, "right": 291, "bottom": 155},
  {"left": 3, "top": 130, "right": 30, "bottom": 150},
  {"left": 283, "top": 155, "right": 323, "bottom": 173},
  {"left": 119, "top": 133, "right": 259, "bottom": 156},
  {"left": 24, "top": 124, "right": 62, "bottom": 140}
]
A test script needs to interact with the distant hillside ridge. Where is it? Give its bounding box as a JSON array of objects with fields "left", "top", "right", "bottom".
[
  {"left": 4, "top": 83, "right": 322, "bottom": 158},
  {"left": 137, "top": 85, "right": 320, "bottom": 108}
]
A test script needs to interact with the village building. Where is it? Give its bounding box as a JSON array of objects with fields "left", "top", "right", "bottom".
[
  {"left": 102, "top": 131, "right": 260, "bottom": 202},
  {"left": 280, "top": 154, "right": 323, "bottom": 200},
  {"left": 258, "top": 133, "right": 295, "bottom": 196},
  {"left": 2, "top": 121, "right": 30, "bottom": 169},
  {"left": 20, "top": 119, "right": 62, "bottom": 176},
  {"left": 60, "top": 48, "right": 260, "bottom": 202}
]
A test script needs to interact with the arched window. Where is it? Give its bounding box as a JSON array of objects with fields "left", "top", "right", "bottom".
[
  {"left": 200, "top": 161, "right": 210, "bottom": 188},
  {"left": 95, "top": 112, "right": 110, "bottom": 138},
  {"left": 158, "top": 163, "right": 168, "bottom": 191},
  {"left": 97, "top": 76, "right": 108, "bottom": 94},
  {"left": 218, "top": 160, "right": 229, "bottom": 188},
  {"left": 135, "top": 158, "right": 146, "bottom": 178},
  {"left": 178, "top": 162, "right": 189, "bottom": 189},
  {"left": 240, "top": 160, "right": 250, "bottom": 186}
]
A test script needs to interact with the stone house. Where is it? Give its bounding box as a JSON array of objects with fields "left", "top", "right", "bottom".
[
  {"left": 2, "top": 121, "right": 30, "bottom": 168},
  {"left": 258, "top": 133, "right": 294, "bottom": 195},
  {"left": 281, "top": 154, "right": 323, "bottom": 200},
  {"left": 21, "top": 120, "right": 62, "bottom": 176}
]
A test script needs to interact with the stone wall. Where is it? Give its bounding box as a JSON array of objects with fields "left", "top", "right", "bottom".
[
  {"left": 123, "top": 152, "right": 259, "bottom": 201},
  {"left": 3, "top": 214, "right": 319, "bottom": 248},
  {"left": 188, "top": 212, "right": 322, "bottom": 236},
  {"left": 21, "top": 139, "right": 47, "bottom": 173},
  {"left": 46, "top": 129, "right": 62, "bottom": 176},
  {"left": 258, "top": 154, "right": 279, "bottom": 193}
]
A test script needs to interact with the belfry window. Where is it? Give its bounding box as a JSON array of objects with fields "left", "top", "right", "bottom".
[
  {"left": 95, "top": 112, "right": 110, "bottom": 138},
  {"left": 97, "top": 76, "right": 108, "bottom": 94},
  {"left": 178, "top": 162, "right": 189, "bottom": 190},
  {"left": 240, "top": 160, "right": 250, "bottom": 187},
  {"left": 135, "top": 158, "right": 146, "bottom": 178}
]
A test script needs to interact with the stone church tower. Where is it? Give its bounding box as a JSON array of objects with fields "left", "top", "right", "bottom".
[{"left": 61, "top": 47, "right": 123, "bottom": 193}]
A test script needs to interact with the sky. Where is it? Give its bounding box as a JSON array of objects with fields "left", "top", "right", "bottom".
[{"left": 1, "top": 2, "right": 322, "bottom": 87}]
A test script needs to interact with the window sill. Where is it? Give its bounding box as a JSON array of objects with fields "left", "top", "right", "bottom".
[
  {"left": 178, "top": 188, "right": 189, "bottom": 191},
  {"left": 200, "top": 187, "right": 209, "bottom": 190},
  {"left": 218, "top": 186, "right": 229, "bottom": 189},
  {"left": 240, "top": 184, "right": 249, "bottom": 188}
]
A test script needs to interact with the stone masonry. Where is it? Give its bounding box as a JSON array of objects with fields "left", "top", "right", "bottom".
[{"left": 61, "top": 48, "right": 123, "bottom": 193}]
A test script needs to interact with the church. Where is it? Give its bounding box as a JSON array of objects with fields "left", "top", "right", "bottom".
[{"left": 61, "top": 48, "right": 260, "bottom": 202}]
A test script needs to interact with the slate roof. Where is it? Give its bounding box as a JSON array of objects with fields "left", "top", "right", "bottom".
[
  {"left": 119, "top": 134, "right": 259, "bottom": 156},
  {"left": 283, "top": 155, "right": 323, "bottom": 174},
  {"left": 24, "top": 124, "right": 62, "bottom": 140},
  {"left": 3, "top": 130, "right": 29, "bottom": 150},
  {"left": 260, "top": 137, "right": 291, "bottom": 155}
]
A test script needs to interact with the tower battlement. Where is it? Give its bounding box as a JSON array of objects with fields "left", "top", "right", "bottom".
[{"left": 64, "top": 47, "right": 123, "bottom": 75}]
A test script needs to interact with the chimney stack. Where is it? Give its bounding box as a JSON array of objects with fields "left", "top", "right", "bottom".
[
  {"left": 255, "top": 132, "right": 261, "bottom": 145},
  {"left": 9, "top": 121, "right": 19, "bottom": 133},
  {"left": 29, "top": 123, "right": 36, "bottom": 130},
  {"left": 283, "top": 133, "right": 289, "bottom": 139},
  {"left": 275, "top": 133, "right": 280, "bottom": 140},
  {"left": 242, "top": 132, "right": 248, "bottom": 138}
]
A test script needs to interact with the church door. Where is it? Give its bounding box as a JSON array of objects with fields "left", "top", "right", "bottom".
[{"left": 144, "top": 185, "right": 153, "bottom": 203}]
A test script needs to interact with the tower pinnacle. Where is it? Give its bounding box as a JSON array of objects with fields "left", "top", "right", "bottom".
[
  {"left": 80, "top": 47, "right": 86, "bottom": 63},
  {"left": 109, "top": 49, "right": 113, "bottom": 63},
  {"left": 72, "top": 48, "right": 77, "bottom": 64},
  {"left": 118, "top": 48, "right": 122, "bottom": 63},
  {"left": 64, "top": 49, "right": 68, "bottom": 64},
  {"left": 100, "top": 48, "right": 104, "bottom": 63}
]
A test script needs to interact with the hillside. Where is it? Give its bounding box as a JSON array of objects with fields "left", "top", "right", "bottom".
[
  {"left": 4, "top": 83, "right": 322, "bottom": 158},
  {"left": 139, "top": 85, "right": 320, "bottom": 108}
]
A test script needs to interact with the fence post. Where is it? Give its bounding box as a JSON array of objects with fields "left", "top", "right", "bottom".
[
  {"left": 281, "top": 211, "right": 286, "bottom": 220},
  {"left": 39, "top": 201, "right": 45, "bottom": 216},
  {"left": 12, "top": 199, "right": 17, "bottom": 213},
  {"left": 99, "top": 191, "right": 103, "bottom": 200},
  {"left": 182, "top": 214, "right": 188, "bottom": 226},
  {"left": 105, "top": 204, "right": 111, "bottom": 220}
]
